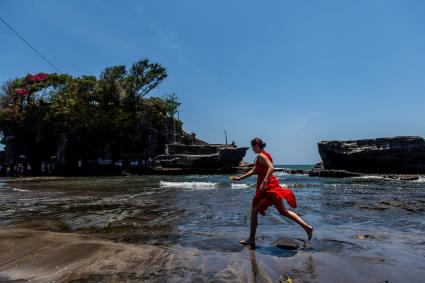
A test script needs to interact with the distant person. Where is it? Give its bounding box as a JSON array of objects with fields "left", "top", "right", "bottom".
[
  {"left": 231, "top": 138, "right": 313, "bottom": 245},
  {"left": 17, "top": 163, "right": 23, "bottom": 178},
  {"left": 41, "top": 162, "right": 46, "bottom": 175}
]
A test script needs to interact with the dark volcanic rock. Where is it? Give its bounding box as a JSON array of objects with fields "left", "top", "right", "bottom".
[
  {"left": 273, "top": 237, "right": 300, "bottom": 250},
  {"left": 151, "top": 145, "right": 248, "bottom": 173},
  {"left": 168, "top": 144, "right": 219, "bottom": 155},
  {"left": 308, "top": 168, "right": 363, "bottom": 178},
  {"left": 308, "top": 162, "right": 363, "bottom": 177},
  {"left": 289, "top": 169, "right": 305, "bottom": 174},
  {"left": 154, "top": 153, "right": 221, "bottom": 169},
  {"left": 239, "top": 161, "right": 253, "bottom": 168},
  {"left": 398, "top": 175, "right": 420, "bottom": 181},
  {"left": 235, "top": 161, "right": 254, "bottom": 173},
  {"left": 318, "top": 136, "right": 425, "bottom": 174},
  {"left": 353, "top": 234, "right": 375, "bottom": 240}
]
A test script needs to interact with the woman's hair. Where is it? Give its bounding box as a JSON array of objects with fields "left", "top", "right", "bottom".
[{"left": 251, "top": 138, "right": 266, "bottom": 149}]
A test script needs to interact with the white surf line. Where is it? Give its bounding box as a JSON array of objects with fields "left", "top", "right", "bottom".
[
  {"left": 231, "top": 183, "right": 251, "bottom": 189},
  {"left": 413, "top": 177, "right": 425, "bottom": 183},
  {"left": 159, "top": 181, "right": 219, "bottom": 189},
  {"left": 12, "top": 188, "right": 29, "bottom": 192}
]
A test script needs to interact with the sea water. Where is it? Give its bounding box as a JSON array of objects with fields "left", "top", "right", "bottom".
[{"left": 0, "top": 166, "right": 424, "bottom": 282}]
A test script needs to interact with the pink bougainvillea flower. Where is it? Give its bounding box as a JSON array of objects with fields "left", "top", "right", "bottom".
[
  {"left": 26, "top": 73, "right": 49, "bottom": 83},
  {"left": 26, "top": 74, "right": 35, "bottom": 82},
  {"left": 15, "top": 88, "right": 30, "bottom": 95},
  {"left": 9, "top": 106, "right": 18, "bottom": 114}
]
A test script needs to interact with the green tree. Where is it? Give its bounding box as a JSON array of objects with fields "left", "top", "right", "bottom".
[{"left": 0, "top": 58, "right": 179, "bottom": 175}]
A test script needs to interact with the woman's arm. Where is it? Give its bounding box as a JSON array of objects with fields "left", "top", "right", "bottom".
[
  {"left": 257, "top": 154, "right": 274, "bottom": 191},
  {"left": 230, "top": 166, "right": 256, "bottom": 181}
]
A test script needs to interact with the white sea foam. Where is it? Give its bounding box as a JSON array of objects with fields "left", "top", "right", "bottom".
[
  {"left": 413, "top": 177, "right": 425, "bottom": 183},
  {"left": 354, "top": 175, "right": 425, "bottom": 182},
  {"left": 353, "top": 175, "right": 386, "bottom": 180},
  {"left": 12, "top": 188, "right": 29, "bottom": 192},
  {"left": 159, "top": 181, "right": 219, "bottom": 189},
  {"left": 231, "top": 183, "right": 251, "bottom": 189},
  {"left": 274, "top": 171, "right": 290, "bottom": 177}
]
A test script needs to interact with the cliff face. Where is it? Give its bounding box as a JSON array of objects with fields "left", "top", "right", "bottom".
[
  {"left": 2, "top": 115, "right": 207, "bottom": 175},
  {"left": 318, "top": 136, "right": 425, "bottom": 173}
]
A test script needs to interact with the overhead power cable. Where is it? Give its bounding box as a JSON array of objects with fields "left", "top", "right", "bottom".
[{"left": 0, "top": 15, "right": 62, "bottom": 73}]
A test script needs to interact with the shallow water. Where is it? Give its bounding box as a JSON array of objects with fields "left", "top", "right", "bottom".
[{"left": 0, "top": 168, "right": 424, "bottom": 282}]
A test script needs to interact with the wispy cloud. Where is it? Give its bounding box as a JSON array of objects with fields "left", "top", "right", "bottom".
[
  {"left": 287, "top": 111, "right": 320, "bottom": 131},
  {"left": 135, "top": 5, "right": 144, "bottom": 15},
  {"left": 147, "top": 22, "right": 180, "bottom": 50}
]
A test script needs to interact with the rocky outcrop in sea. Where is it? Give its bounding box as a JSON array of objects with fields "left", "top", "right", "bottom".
[
  {"left": 309, "top": 136, "right": 425, "bottom": 178},
  {"left": 149, "top": 144, "right": 248, "bottom": 174}
]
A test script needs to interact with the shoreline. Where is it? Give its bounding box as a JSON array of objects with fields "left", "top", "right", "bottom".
[{"left": 2, "top": 172, "right": 424, "bottom": 184}]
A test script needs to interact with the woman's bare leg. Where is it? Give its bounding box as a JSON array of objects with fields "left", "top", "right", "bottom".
[
  {"left": 274, "top": 200, "right": 313, "bottom": 240},
  {"left": 240, "top": 199, "right": 268, "bottom": 245}
]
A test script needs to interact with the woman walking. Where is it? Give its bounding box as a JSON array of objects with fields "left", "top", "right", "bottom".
[{"left": 231, "top": 138, "right": 313, "bottom": 246}]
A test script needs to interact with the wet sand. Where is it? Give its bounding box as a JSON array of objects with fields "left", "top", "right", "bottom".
[
  {"left": 0, "top": 175, "right": 424, "bottom": 282},
  {"left": 0, "top": 226, "right": 315, "bottom": 282},
  {"left": 1, "top": 225, "right": 424, "bottom": 282},
  {"left": 0, "top": 227, "right": 186, "bottom": 282}
]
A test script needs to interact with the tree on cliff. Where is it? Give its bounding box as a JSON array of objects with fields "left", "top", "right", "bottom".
[{"left": 0, "top": 59, "right": 181, "bottom": 174}]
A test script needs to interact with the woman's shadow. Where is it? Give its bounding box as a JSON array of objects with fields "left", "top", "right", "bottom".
[
  {"left": 246, "top": 243, "right": 298, "bottom": 258},
  {"left": 248, "top": 236, "right": 310, "bottom": 257}
]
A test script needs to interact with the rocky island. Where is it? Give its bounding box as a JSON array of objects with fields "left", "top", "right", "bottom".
[
  {"left": 150, "top": 143, "right": 248, "bottom": 174},
  {"left": 0, "top": 60, "right": 247, "bottom": 176},
  {"left": 309, "top": 136, "right": 425, "bottom": 179}
]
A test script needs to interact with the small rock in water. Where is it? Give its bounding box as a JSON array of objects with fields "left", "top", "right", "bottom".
[
  {"left": 256, "top": 235, "right": 266, "bottom": 241},
  {"left": 273, "top": 237, "right": 300, "bottom": 250},
  {"left": 384, "top": 174, "right": 419, "bottom": 181},
  {"left": 353, "top": 234, "right": 375, "bottom": 240},
  {"left": 399, "top": 175, "right": 419, "bottom": 181},
  {"left": 367, "top": 257, "right": 385, "bottom": 263}
]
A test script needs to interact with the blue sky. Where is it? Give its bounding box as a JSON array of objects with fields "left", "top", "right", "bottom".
[{"left": 1, "top": 0, "right": 425, "bottom": 164}]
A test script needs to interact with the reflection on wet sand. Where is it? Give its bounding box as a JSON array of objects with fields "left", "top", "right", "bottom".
[{"left": 247, "top": 247, "right": 271, "bottom": 283}]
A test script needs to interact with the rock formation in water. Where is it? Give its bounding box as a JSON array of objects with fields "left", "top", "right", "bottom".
[
  {"left": 314, "top": 136, "right": 425, "bottom": 174},
  {"left": 150, "top": 144, "right": 248, "bottom": 174},
  {"left": 0, "top": 61, "right": 248, "bottom": 176}
]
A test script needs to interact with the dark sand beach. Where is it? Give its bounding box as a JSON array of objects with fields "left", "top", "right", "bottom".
[{"left": 0, "top": 173, "right": 424, "bottom": 282}]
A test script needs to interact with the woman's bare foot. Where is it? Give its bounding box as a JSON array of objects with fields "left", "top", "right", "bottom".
[
  {"left": 240, "top": 238, "right": 255, "bottom": 245},
  {"left": 306, "top": 226, "right": 313, "bottom": 240}
]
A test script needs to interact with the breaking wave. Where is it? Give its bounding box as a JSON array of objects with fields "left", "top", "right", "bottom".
[
  {"left": 231, "top": 183, "right": 251, "bottom": 189},
  {"left": 12, "top": 188, "right": 29, "bottom": 192},
  {"left": 274, "top": 171, "right": 290, "bottom": 177},
  {"left": 159, "top": 181, "right": 219, "bottom": 189},
  {"left": 353, "top": 175, "right": 386, "bottom": 181},
  {"left": 159, "top": 181, "right": 252, "bottom": 189},
  {"left": 413, "top": 177, "right": 425, "bottom": 183}
]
